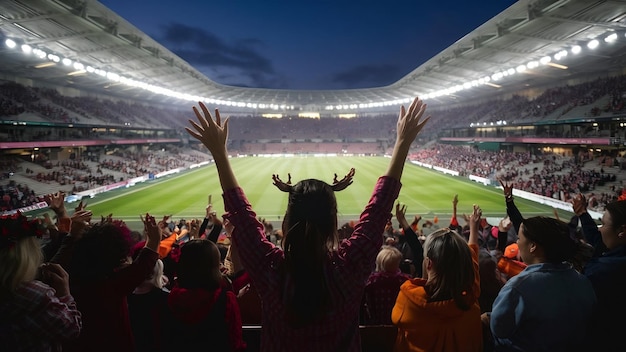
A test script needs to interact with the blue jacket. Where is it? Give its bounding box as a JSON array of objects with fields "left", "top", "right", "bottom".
[{"left": 491, "top": 262, "right": 596, "bottom": 352}]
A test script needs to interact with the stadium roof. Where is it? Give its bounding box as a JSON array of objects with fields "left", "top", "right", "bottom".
[{"left": 1, "top": 0, "right": 626, "bottom": 113}]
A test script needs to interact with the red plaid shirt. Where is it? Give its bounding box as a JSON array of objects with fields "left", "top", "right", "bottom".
[
  {"left": 0, "top": 280, "right": 82, "bottom": 351},
  {"left": 224, "top": 176, "right": 400, "bottom": 352}
]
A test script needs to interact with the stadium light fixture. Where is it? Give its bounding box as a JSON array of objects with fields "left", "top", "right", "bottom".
[
  {"left": 539, "top": 56, "right": 551, "bottom": 64},
  {"left": 604, "top": 33, "right": 617, "bottom": 43},
  {"left": 587, "top": 39, "right": 600, "bottom": 49},
  {"left": 1, "top": 28, "right": 622, "bottom": 111},
  {"left": 32, "top": 48, "right": 46, "bottom": 59},
  {"left": 491, "top": 72, "right": 503, "bottom": 81},
  {"left": 5, "top": 38, "right": 16, "bottom": 48}
]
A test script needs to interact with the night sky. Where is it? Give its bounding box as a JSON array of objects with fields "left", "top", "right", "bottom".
[{"left": 99, "top": 0, "right": 517, "bottom": 90}]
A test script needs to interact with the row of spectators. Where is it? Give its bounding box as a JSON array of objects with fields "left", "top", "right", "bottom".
[
  {"left": 0, "top": 148, "right": 209, "bottom": 212},
  {"left": 407, "top": 143, "right": 624, "bottom": 210}
]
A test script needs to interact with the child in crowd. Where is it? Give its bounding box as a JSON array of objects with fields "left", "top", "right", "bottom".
[{"left": 361, "top": 245, "right": 411, "bottom": 325}]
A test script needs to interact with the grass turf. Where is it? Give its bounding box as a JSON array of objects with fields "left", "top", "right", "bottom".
[{"left": 80, "top": 156, "right": 565, "bottom": 231}]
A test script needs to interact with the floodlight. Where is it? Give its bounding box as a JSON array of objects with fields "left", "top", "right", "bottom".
[
  {"left": 526, "top": 61, "right": 539, "bottom": 69},
  {"left": 604, "top": 33, "right": 617, "bottom": 43},
  {"left": 5, "top": 39, "right": 16, "bottom": 48},
  {"left": 587, "top": 39, "right": 599, "bottom": 49}
]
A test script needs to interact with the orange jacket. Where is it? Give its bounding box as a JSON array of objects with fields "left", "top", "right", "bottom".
[{"left": 391, "top": 244, "right": 482, "bottom": 352}]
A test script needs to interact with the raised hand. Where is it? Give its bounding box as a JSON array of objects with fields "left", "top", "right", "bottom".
[
  {"left": 410, "top": 215, "right": 422, "bottom": 232},
  {"left": 469, "top": 204, "right": 482, "bottom": 231},
  {"left": 99, "top": 213, "right": 113, "bottom": 224},
  {"left": 74, "top": 199, "right": 87, "bottom": 212},
  {"left": 499, "top": 179, "right": 514, "bottom": 201},
  {"left": 395, "top": 97, "right": 430, "bottom": 146},
  {"left": 468, "top": 204, "right": 482, "bottom": 246},
  {"left": 158, "top": 215, "right": 171, "bottom": 228},
  {"left": 186, "top": 102, "right": 229, "bottom": 157},
  {"left": 69, "top": 209, "right": 92, "bottom": 239},
  {"left": 141, "top": 213, "right": 161, "bottom": 251},
  {"left": 386, "top": 97, "right": 430, "bottom": 180},
  {"left": 40, "top": 263, "right": 71, "bottom": 297},
  {"left": 204, "top": 194, "right": 215, "bottom": 218},
  {"left": 332, "top": 168, "right": 355, "bottom": 191},
  {"left": 571, "top": 193, "right": 588, "bottom": 216},
  {"left": 395, "top": 203, "right": 409, "bottom": 229},
  {"left": 272, "top": 174, "right": 293, "bottom": 192},
  {"left": 45, "top": 191, "right": 67, "bottom": 217},
  {"left": 498, "top": 217, "right": 512, "bottom": 232}
]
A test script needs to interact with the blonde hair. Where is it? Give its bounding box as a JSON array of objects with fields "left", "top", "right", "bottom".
[
  {"left": 0, "top": 237, "right": 43, "bottom": 295},
  {"left": 375, "top": 245, "right": 403, "bottom": 273}
]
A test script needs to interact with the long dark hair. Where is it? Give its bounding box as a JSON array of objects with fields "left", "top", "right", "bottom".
[{"left": 281, "top": 179, "right": 338, "bottom": 326}]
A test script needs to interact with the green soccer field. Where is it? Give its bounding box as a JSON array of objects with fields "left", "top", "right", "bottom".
[{"left": 80, "top": 156, "right": 567, "bottom": 232}]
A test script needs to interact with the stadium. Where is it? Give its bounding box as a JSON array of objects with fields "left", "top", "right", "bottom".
[
  {"left": 1, "top": 0, "right": 624, "bottom": 224},
  {"left": 1, "top": 0, "right": 626, "bottom": 350}
]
